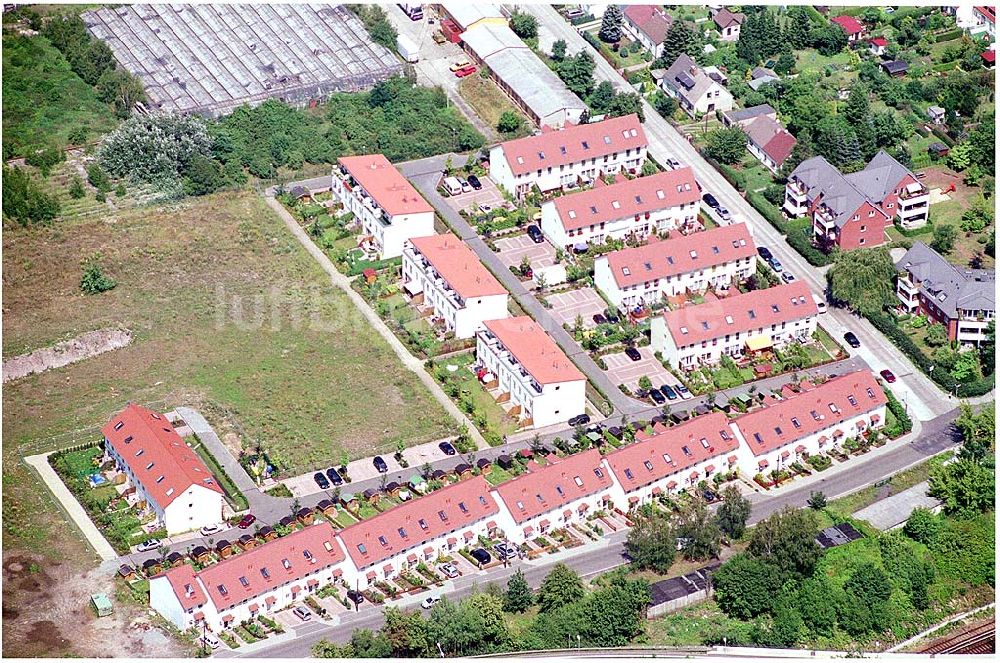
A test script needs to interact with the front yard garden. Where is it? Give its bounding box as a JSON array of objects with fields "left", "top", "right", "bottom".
[{"left": 430, "top": 352, "right": 520, "bottom": 445}]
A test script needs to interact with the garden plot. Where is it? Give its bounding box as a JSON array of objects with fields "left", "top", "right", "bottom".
[{"left": 546, "top": 287, "right": 608, "bottom": 329}]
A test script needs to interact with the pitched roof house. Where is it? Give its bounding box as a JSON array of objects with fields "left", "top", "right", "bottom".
[
  {"left": 657, "top": 54, "right": 734, "bottom": 117},
  {"left": 713, "top": 8, "right": 745, "bottom": 41},
  {"left": 831, "top": 15, "right": 866, "bottom": 41},
  {"left": 722, "top": 104, "right": 777, "bottom": 128},
  {"left": 623, "top": 5, "right": 673, "bottom": 57},
  {"left": 743, "top": 115, "right": 797, "bottom": 173}
]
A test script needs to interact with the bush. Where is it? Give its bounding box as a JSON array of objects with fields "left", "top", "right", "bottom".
[
  {"left": 80, "top": 254, "right": 117, "bottom": 294},
  {"left": 2, "top": 166, "right": 60, "bottom": 226},
  {"left": 747, "top": 191, "right": 789, "bottom": 233},
  {"left": 881, "top": 384, "right": 913, "bottom": 437}
]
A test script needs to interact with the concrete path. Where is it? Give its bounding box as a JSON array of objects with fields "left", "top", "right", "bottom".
[
  {"left": 853, "top": 480, "right": 940, "bottom": 531},
  {"left": 264, "top": 196, "right": 489, "bottom": 450},
  {"left": 887, "top": 602, "right": 996, "bottom": 652},
  {"left": 24, "top": 452, "right": 117, "bottom": 561}
]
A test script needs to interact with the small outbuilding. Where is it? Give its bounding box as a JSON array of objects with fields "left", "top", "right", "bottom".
[
  {"left": 928, "top": 142, "right": 951, "bottom": 158},
  {"left": 91, "top": 593, "right": 114, "bottom": 617},
  {"left": 880, "top": 60, "right": 909, "bottom": 77}
]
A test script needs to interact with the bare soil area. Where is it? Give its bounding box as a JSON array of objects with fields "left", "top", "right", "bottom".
[{"left": 3, "top": 327, "right": 133, "bottom": 382}]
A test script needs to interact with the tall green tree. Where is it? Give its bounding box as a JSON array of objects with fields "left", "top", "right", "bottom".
[
  {"left": 716, "top": 485, "right": 752, "bottom": 539},
  {"left": 826, "top": 247, "right": 897, "bottom": 315},
  {"left": 675, "top": 496, "right": 722, "bottom": 560},
  {"left": 929, "top": 458, "right": 996, "bottom": 517},
  {"left": 713, "top": 554, "right": 783, "bottom": 619},
  {"left": 955, "top": 403, "right": 995, "bottom": 464},
  {"left": 747, "top": 507, "right": 820, "bottom": 579},
  {"left": 509, "top": 11, "right": 538, "bottom": 40},
  {"left": 704, "top": 127, "right": 748, "bottom": 165},
  {"left": 931, "top": 223, "right": 958, "bottom": 254},
  {"left": 625, "top": 510, "right": 677, "bottom": 572},
  {"left": 552, "top": 38, "right": 567, "bottom": 61},
  {"left": 1, "top": 166, "right": 60, "bottom": 226},
  {"left": 504, "top": 569, "right": 534, "bottom": 613},
  {"left": 844, "top": 83, "right": 876, "bottom": 158},
  {"left": 659, "top": 21, "right": 698, "bottom": 67},
  {"left": 557, "top": 51, "right": 597, "bottom": 97},
  {"left": 598, "top": 4, "right": 624, "bottom": 43},
  {"left": 538, "top": 563, "right": 586, "bottom": 613},
  {"left": 382, "top": 606, "right": 429, "bottom": 657},
  {"left": 786, "top": 6, "right": 813, "bottom": 49}
]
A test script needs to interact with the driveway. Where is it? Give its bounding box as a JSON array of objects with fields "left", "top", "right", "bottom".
[
  {"left": 494, "top": 234, "right": 558, "bottom": 272},
  {"left": 603, "top": 346, "right": 677, "bottom": 393},
  {"left": 442, "top": 177, "right": 506, "bottom": 215},
  {"left": 546, "top": 287, "right": 608, "bottom": 329}
]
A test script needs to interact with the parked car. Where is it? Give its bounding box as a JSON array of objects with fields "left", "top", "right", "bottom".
[
  {"left": 675, "top": 383, "right": 692, "bottom": 399},
  {"left": 703, "top": 489, "right": 718, "bottom": 502},
  {"left": 421, "top": 596, "right": 440, "bottom": 610},
  {"left": 293, "top": 606, "right": 313, "bottom": 621},
  {"left": 313, "top": 472, "right": 330, "bottom": 489},
  {"left": 432, "top": 31, "right": 447, "bottom": 44},
  {"left": 604, "top": 309, "right": 621, "bottom": 324},
  {"left": 666, "top": 157, "right": 682, "bottom": 169},
  {"left": 449, "top": 59, "right": 471, "bottom": 72},
  {"left": 326, "top": 467, "right": 344, "bottom": 485},
  {"left": 494, "top": 542, "right": 518, "bottom": 560},
  {"left": 373, "top": 456, "right": 389, "bottom": 473},
  {"left": 439, "top": 441, "right": 457, "bottom": 456},
  {"left": 568, "top": 413, "right": 591, "bottom": 426},
  {"left": 468, "top": 174, "right": 483, "bottom": 190},
  {"left": 526, "top": 224, "right": 544, "bottom": 243},
  {"left": 459, "top": 178, "right": 472, "bottom": 193},
  {"left": 237, "top": 514, "right": 257, "bottom": 529},
  {"left": 880, "top": 369, "right": 897, "bottom": 383},
  {"left": 757, "top": 246, "right": 773, "bottom": 261},
  {"left": 717, "top": 206, "right": 732, "bottom": 221},
  {"left": 439, "top": 563, "right": 460, "bottom": 579},
  {"left": 702, "top": 192, "right": 720, "bottom": 209},
  {"left": 470, "top": 548, "right": 492, "bottom": 565},
  {"left": 813, "top": 294, "right": 827, "bottom": 314},
  {"left": 649, "top": 388, "right": 666, "bottom": 405},
  {"left": 660, "top": 384, "right": 679, "bottom": 400},
  {"left": 199, "top": 524, "right": 224, "bottom": 537},
  {"left": 592, "top": 313, "right": 608, "bottom": 325},
  {"left": 844, "top": 332, "right": 861, "bottom": 348},
  {"left": 624, "top": 346, "right": 642, "bottom": 361},
  {"left": 768, "top": 258, "right": 783, "bottom": 273},
  {"left": 781, "top": 271, "right": 796, "bottom": 283},
  {"left": 454, "top": 65, "right": 477, "bottom": 77},
  {"left": 200, "top": 633, "right": 221, "bottom": 650},
  {"left": 347, "top": 589, "right": 365, "bottom": 605},
  {"left": 136, "top": 539, "right": 161, "bottom": 553}
]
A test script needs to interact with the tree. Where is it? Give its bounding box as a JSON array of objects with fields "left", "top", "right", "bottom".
[
  {"left": 903, "top": 507, "right": 941, "bottom": 544},
  {"left": 771, "top": 598, "right": 804, "bottom": 647},
  {"left": 955, "top": 403, "right": 995, "bottom": 464},
  {"left": 69, "top": 176, "right": 85, "bottom": 199},
  {"left": 509, "top": 11, "right": 538, "bottom": 40},
  {"left": 552, "top": 38, "right": 567, "bottom": 61},
  {"left": 497, "top": 110, "right": 525, "bottom": 136},
  {"left": 947, "top": 142, "right": 973, "bottom": 172},
  {"left": 625, "top": 510, "right": 677, "bottom": 572},
  {"left": 504, "top": 569, "right": 534, "bottom": 613},
  {"left": 713, "top": 554, "right": 783, "bottom": 619},
  {"left": 931, "top": 223, "right": 957, "bottom": 254},
  {"left": 96, "top": 69, "right": 147, "bottom": 118},
  {"left": 704, "top": 127, "right": 748, "bottom": 165},
  {"left": 925, "top": 322, "right": 948, "bottom": 347},
  {"left": 786, "top": 7, "right": 813, "bottom": 49},
  {"left": 675, "top": 497, "right": 722, "bottom": 560},
  {"left": 652, "top": 91, "right": 677, "bottom": 119},
  {"left": 80, "top": 253, "right": 117, "bottom": 295},
  {"left": 606, "top": 92, "right": 644, "bottom": 121},
  {"left": 598, "top": 4, "right": 624, "bottom": 43},
  {"left": 811, "top": 23, "right": 849, "bottom": 56},
  {"left": 929, "top": 458, "right": 996, "bottom": 517},
  {"left": 844, "top": 563, "right": 893, "bottom": 613},
  {"left": 99, "top": 113, "right": 213, "bottom": 185},
  {"left": 774, "top": 50, "right": 796, "bottom": 75},
  {"left": 747, "top": 507, "right": 820, "bottom": 579},
  {"left": 463, "top": 593, "right": 512, "bottom": 653},
  {"left": 826, "top": 247, "right": 897, "bottom": 315},
  {"left": 1, "top": 166, "right": 60, "bottom": 226},
  {"left": 588, "top": 81, "right": 617, "bottom": 113},
  {"left": 659, "top": 21, "right": 698, "bottom": 68},
  {"left": 354, "top": 5, "right": 397, "bottom": 49},
  {"left": 807, "top": 491, "right": 827, "bottom": 510},
  {"left": 795, "top": 578, "right": 838, "bottom": 637},
  {"left": 557, "top": 51, "right": 597, "bottom": 97},
  {"left": 716, "top": 485, "right": 751, "bottom": 539},
  {"left": 183, "top": 154, "right": 224, "bottom": 196},
  {"left": 382, "top": 606, "right": 429, "bottom": 657},
  {"left": 815, "top": 116, "right": 863, "bottom": 169},
  {"left": 538, "top": 563, "right": 585, "bottom": 612}
]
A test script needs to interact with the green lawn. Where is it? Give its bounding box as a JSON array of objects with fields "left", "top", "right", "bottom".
[
  {"left": 485, "top": 465, "right": 515, "bottom": 486},
  {"left": 644, "top": 600, "right": 754, "bottom": 646},
  {"left": 332, "top": 508, "right": 358, "bottom": 529},
  {"left": 795, "top": 48, "right": 856, "bottom": 74},
  {"left": 432, "top": 352, "right": 519, "bottom": 438}
]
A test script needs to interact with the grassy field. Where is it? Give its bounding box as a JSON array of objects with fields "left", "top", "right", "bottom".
[
  {"left": 457, "top": 75, "right": 531, "bottom": 140},
  {"left": 2, "top": 190, "right": 456, "bottom": 555}
]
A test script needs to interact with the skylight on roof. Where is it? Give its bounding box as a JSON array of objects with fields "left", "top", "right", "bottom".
[
  {"left": 622, "top": 266, "right": 631, "bottom": 276},
  {"left": 604, "top": 135, "right": 612, "bottom": 144},
  {"left": 568, "top": 210, "right": 576, "bottom": 219},
  {"left": 612, "top": 200, "right": 620, "bottom": 209},
  {"left": 656, "top": 190, "right": 665, "bottom": 199}
]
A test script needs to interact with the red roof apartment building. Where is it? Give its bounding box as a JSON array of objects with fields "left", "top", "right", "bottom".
[{"left": 651, "top": 282, "right": 819, "bottom": 370}]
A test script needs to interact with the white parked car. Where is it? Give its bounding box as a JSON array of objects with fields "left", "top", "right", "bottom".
[
  {"left": 200, "top": 633, "right": 221, "bottom": 650},
  {"left": 421, "top": 596, "right": 440, "bottom": 610},
  {"left": 136, "top": 539, "right": 161, "bottom": 553},
  {"left": 199, "top": 524, "right": 224, "bottom": 537},
  {"left": 293, "top": 606, "right": 312, "bottom": 621},
  {"left": 813, "top": 294, "right": 828, "bottom": 314}
]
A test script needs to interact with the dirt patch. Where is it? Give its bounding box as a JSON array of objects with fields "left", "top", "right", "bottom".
[
  {"left": 3, "top": 328, "right": 133, "bottom": 383},
  {"left": 1, "top": 552, "right": 192, "bottom": 658}
]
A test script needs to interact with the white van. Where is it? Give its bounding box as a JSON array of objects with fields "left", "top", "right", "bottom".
[
  {"left": 813, "top": 294, "right": 828, "bottom": 314},
  {"left": 200, "top": 633, "right": 221, "bottom": 650},
  {"left": 443, "top": 176, "right": 462, "bottom": 196}
]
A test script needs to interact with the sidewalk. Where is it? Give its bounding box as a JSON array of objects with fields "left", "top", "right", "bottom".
[{"left": 24, "top": 452, "right": 117, "bottom": 561}]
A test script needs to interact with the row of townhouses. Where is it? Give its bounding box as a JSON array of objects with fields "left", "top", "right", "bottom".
[{"left": 148, "top": 370, "right": 886, "bottom": 633}]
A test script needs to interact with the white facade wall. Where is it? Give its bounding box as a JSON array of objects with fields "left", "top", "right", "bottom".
[
  {"left": 491, "top": 488, "right": 609, "bottom": 545},
  {"left": 539, "top": 198, "right": 700, "bottom": 249},
  {"left": 330, "top": 172, "right": 435, "bottom": 259},
  {"left": 731, "top": 404, "right": 887, "bottom": 477},
  {"left": 662, "top": 81, "right": 734, "bottom": 117},
  {"left": 489, "top": 145, "right": 648, "bottom": 199},
  {"left": 594, "top": 255, "right": 755, "bottom": 311},
  {"left": 150, "top": 577, "right": 189, "bottom": 631},
  {"left": 612, "top": 452, "right": 740, "bottom": 510},
  {"left": 475, "top": 333, "right": 586, "bottom": 428},
  {"left": 651, "top": 312, "right": 818, "bottom": 370},
  {"left": 747, "top": 141, "right": 780, "bottom": 174},
  {"left": 622, "top": 22, "right": 665, "bottom": 58},
  {"left": 401, "top": 246, "right": 509, "bottom": 338},
  {"left": 162, "top": 485, "right": 226, "bottom": 536}
]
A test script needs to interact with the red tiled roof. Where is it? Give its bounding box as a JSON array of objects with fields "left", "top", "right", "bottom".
[
  {"left": 494, "top": 449, "right": 612, "bottom": 524},
  {"left": 409, "top": 233, "right": 507, "bottom": 299},
  {"left": 338, "top": 154, "right": 433, "bottom": 217},
  {"left": 735, "top": 371, "right": 887, "bottom": 457},
  {"left": 190, "top": 522, "right": 346, "bottom": 612},
  {"left": 761, "top": 131, "right": 798, "bottom": 167},
  {"left": 483, "top": 316, "right": 585, "bottom": 385},
  {"left": 831, "top": 15, "right": 865, "bottom": 35},
  {"left": 602, "top": 223, "right": 755, "bottom": 288},
  {"left": 976, "top": 6, "right": 996, "bottom": 23},
  {"left": 624, "top": 5, "right": 673, "bottom": 44},
  {"left": 497, "top": 114, "right": 647, "bottom": 177},
  {"left": 339, "top": 477, "right": 499, "bottom": 570},
  {"left": 982, "top": 50, "right": 996, "bottom": 63},
  {"left": 662, "top": 282, "right": 817, "bottom": 347},
  {"left": 714, "top": 8, "right": 745, "bottom": 29},
  {"left": 604, "top": 412, "right": 739, "bottom": 493},
  {"left": 870, "top": 37, "right": 888, "bottom": 46},
  {"left": 552, "top": 168, "right": 700, "bottom": 232},
  {"left": 158, "top": 564, "right": 207, "bottom": 611},
  {"left": 103, "top": 403, "right": 224, "bottom": 509}
]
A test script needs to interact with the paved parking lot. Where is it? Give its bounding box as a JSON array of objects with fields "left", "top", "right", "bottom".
[
  {"left": 441, "top": 177, "right": 507, "bottom": 215},
  {"left": 603, "top": 346, "right": 680, "bottom": 393},
  {"left": 546, "top": 287, "right": 608, "bottom": 329},
  {"left": 495, "top": 234, "right": 557, "bottom": 272},
  {"left": 445, "top": 553, "right": 481, "bottom": 576}
]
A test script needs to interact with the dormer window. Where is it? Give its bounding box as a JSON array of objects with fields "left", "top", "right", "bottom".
[
  {"left": 535, "top": 494, "right": 544, "bottom": 504},
  {"left": 690, "top": 250, "right": 698, "bottom": 259},
  {"left": 418, "top": 518, "right": 428, "bottom": 530},
  {"left": 700, "top": 438, "right": 710, "bottom": 449},
  {"left": 155, "top": 475, "right": 164, "bottom": 483},
  {"left": 681, "top": 446, "right": 692, "bottom": 456},
  {"left": 568, "top": 210, "right": 577, "bottom": 219},
  {"left": 124, "top": 435, "right": 133, "bottom": 444},
  {"left": 261, "top": 567, "right": 270, "bottom": 579},
  {"left": 239, "top": 576, "right": 249, "bottom": 588},
  {"left": 624, "top": 468, "right": 634, "bottom": 480},
  {"left": 643, "top": 460, "right": 654, "bottom": 471},
  {"left": 438, "top": 510, "right": 448, "bottom": 522},
  {"left": 774, "top": 426, "right": 783, "bottom": 436},
  {"left": 458, "top": 501, "right": 469, "bottom": 514},
  {"left": 593, "top": 468, "right": 604, "bottom": 479},
  {"left": 719, "top": 430, "right": 730, "bottom": 440},
  {"left": 791, "top": 417, "right": 801, "bottom": 429},
  {"left": 866, "top": 388, "right": 876, "bottom": 399},
  {"left": 663, "top": 453, "right": 673, "bottom": 463},
  {"left": 622, "top": 267, "right": 631, "bottom": 276},
  {"left": 753, "top": 433, "right": 763, "bottom": 444},
  {"left": 114, "top": 421, "right": 125, "bottom": 431},
  {"left": 771, "top": 304, "right": 780, "bottom": 313},
  {"left": 848, "top": 395, "right": 858, "bottom": 406},
  {"left": 516, "top": 500, "right": 525, "bottom": 511},
  {"left": 574, "top": 475, "right": 584, "bottom": 486},
  {"left": 357, "top": 544, "right": 367, "bottom": 555},
  {"left": 217, "top": 584, "right": 228, "bottom": 596},
  {"left": 612, "top": 200, "right": 620, "bottom": 209},
  {"left": 397, "top": 527, "right": 407, "bottom": 538}
]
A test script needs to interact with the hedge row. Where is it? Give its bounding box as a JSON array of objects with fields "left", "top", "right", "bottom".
[
  {"left": 865, "top": 311, "right": 995, "bottom": 397},
  {"left": 702, "top": 152, "right": 747, "bottom": 192},
  {"left": 882, "top": 385, "right": 913, "bottom": 438},
  {"left": 934, "top": 28, "right": 964, "bottom": 42},
  {"left": 747, "top": 190, "right": 790, "bottom": 233}
]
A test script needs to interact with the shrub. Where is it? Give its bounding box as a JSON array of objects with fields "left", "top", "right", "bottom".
[{"left": 1, "top": 166, "right": 60, "bottom": 226}]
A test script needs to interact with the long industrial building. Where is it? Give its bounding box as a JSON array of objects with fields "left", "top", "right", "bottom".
[{"left": 82, "top": 4, "right": 403, "bottom": 117}]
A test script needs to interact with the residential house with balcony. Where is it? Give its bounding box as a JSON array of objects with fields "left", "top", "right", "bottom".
[
  {"left": 972, "top": 6, "right": 996, "bottom": 41},
  {"left": 492, "top": 449, "right": 613, "bottom": 543},
  {"left": 150, "top": 522, "right": 351, "bottom": 633},
  {"left": 731, "top": 371, "right": 887, "bottom": 477},
  {"left": 784, "top": 151, "right": 928, "bottom": 251},
  {"left": 402, "top": 233, "right": 509, "bottom": 338},
  {"left": 103, "top": 403, "right": 225, "bottom": 536},
  {"left": 476, "top": 316, "right": 586, "bottom": 428},
  {"left": 338, "top": 477, "right": 500, "bottom": 588},
  {"left": 539, "top": 167, "right": 701, "bottom": 249},
  {"left": 331, "top": 154, "right": 435, "bottom": 259},
  {"left": 623, "top": 5, "right": 673, "bottom": 58},
  {"left": 593, "top": 223, "right": 756, "bottom": 312},
  {"left": 743, "top": 115, "right": 797, "bottom": 174},
  {"left": 895, "top": 241, "right": 995, "bottom": 347},
  {"left": 604, "top": 412, "right": 741, "bottom": 509},
  {"left": 651, "top": 282, "right": 819, "bottom": 370},
  {"left": 489, "top": 115, "right": 648, "bottom": 199},
  {"left": 656, "top": 54, "right": 734, "bottom": 117}
]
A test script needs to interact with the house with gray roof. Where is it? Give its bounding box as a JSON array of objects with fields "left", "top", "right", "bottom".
[
  {"left": 743, "top": 115, "right": 797, "bottom": 174},
  {"left": 896, "top": 242, "right": 995, "bottom": 347},
  {"left": 784, "top": 150, "right": 929, "bottom": 251},
  {"left": 748, "top": 66, "right": 780, "bottom": 91},
  {"left": 656, "top": 54, "right": 733, "bottom": 118},
  {"left": 721, "top": 104, "right": 776, "bottom": 128}
]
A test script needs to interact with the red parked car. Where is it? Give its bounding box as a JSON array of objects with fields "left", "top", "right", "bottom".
[
  {"left": 454, "top": 65, "right": 477, "bottom": 78},
  {"left": 237, "top": 514, "right": 257, "bottom": 529},
  {"left": 880, "top": 369, "right": 897, "bottom": 383}
]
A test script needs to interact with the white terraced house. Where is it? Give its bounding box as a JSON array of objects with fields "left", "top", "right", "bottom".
[
  {"left": 150, "top": 522, "right": 353, "bottom": 633},
  {"left": 539, "top": 168, "right": 701, "bottom": 249},
  {"left": 651, "top": 282, "right": 819, "bottom": 369},
  {"left": 331, "top": 154, "right": 435, "bottom": 259},
  {"left": 476, "top": 316, "right": 586, "bottom": 428},
  {"left": 593, "top": 223, "right": 756, "bottom": 312},
  {"left": 489, "top": 114, "right": 648, "bottom": 199},
  {"left": 402, "top": 233, "right": 509, "bottom": 338},
  {"left": 730, "top": 371, "right": 888, "bottom": 477}
]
